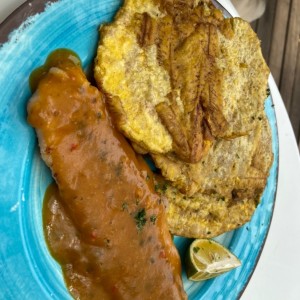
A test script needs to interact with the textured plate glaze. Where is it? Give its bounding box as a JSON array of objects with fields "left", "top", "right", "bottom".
[{"left": 0, "top": 0, "right": 278, "bottom": 299}]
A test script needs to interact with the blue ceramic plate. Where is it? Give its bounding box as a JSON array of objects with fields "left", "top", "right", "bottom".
[{"left": 0, "top": 1, "right": 278, "bottom": 299}]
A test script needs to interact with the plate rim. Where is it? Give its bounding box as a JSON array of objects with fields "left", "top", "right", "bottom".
[
  {"left": 0, "top": 0, "right": 280, "bottom": 299},
  {"left": 0, "top": 0, "right": 60, "bottom": 45}
]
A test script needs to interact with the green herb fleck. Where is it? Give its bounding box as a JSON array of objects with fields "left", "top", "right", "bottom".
[
  {"left": 134, "top": 208, "right": 147, "bottom": 231},
  {"left": 104, "top": 238, "right": 111, "bottom": 248},
  {"left": 150, "top": 215, "right": 157, "bottom": 224},
  {"left": 96, "top": 112, "right": 102, "bottom": 119},
  {"left": 154, "top": 183, "right": 168, "bottom": 193},
  {"left": 162, "top": 183, "right": 168, "bottom": 192},
  {"left": 193, "top": 246, "right": 200, "bottom": 253},
  {"left": 114, "top": 163, "right": 123, "bottom": 176},
  {"left": 146, "top": 174, "right": 150, "bottom": 181},
  {"left": 122, "top": 202, "right": 128, "bottom": 211},
  {"left": 99, "top": 150, "right": 108, "bottom": 160},
  {"left": 266, "top": 88, "right": 270, "bottom": 96}
]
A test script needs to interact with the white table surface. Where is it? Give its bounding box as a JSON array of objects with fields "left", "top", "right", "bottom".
[{"left": 1, "top": 1, "right": 300, "bottom": 299}]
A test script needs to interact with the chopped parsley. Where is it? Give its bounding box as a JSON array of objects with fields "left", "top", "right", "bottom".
[
  {"left": 134, "top": 208, "right": 147, "bottom": 231},
  {"left": 150, "top": 215, "right": 157, "bottom": 224},
  {"left": 154, "top": 182, "right": 168, "bottom": 193},
  {"left": 122, "top": 202, "right": 128, "bottom": 211},
  {"left": 193, "top": 246, "right": 200, "bottom": 253},
  {"left": 114, "top": 163, "right": 123, "bottom": 176}
]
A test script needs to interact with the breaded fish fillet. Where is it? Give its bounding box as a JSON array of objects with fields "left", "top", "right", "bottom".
[
  {"left": 95, "top": 0, "right": 269, "bottom": 163},
  {"left": 153, "top": 116, "right": 273, "bottom": 197},
  {"left": 154, "top": 116, "right": 273, "bottom": 238},
  {"left": 95, "top": 0, "right": 273, "bottom": 238}
]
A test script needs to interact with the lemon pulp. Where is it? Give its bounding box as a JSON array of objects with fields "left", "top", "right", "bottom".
[{"left": 186, "top": 239, "right": 241, "bottom": 281}]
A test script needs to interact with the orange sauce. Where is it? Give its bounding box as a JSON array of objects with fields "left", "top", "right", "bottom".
[{"left": 28, "top": 49, "right": 186, "bottom": 299}]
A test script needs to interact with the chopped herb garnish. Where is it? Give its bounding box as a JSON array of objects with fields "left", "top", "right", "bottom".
[
  {"left": 162, "top": 183, "right": 168, "bottom": 192},
  {"left": 150, "top": 215, "right": 157, "bottom": 224},
  {"left": 207, "top": 231, "right": 211, "bottom": 235},
  {"left": 104, "top": 238, "right": 111, "bottom": 247},
  {"left": 114, "top": 163, "right": 123, "bottom": 176},
  {"left": 266, "top": 88, "right": 270, "bottom": 96},
  {"left": 122, "top": 202, "right": 128, "bottom": 211},
  {"left": 134, "top": 208, "right": 147, "bottom": 231},
  {"left": 193, "top": 246, "right": 200, "bottom": 253},
  {"left": 154, "top": 183, "right": 168, "bottom": 193},
  {"left": 146, "top": 174, "right": 150, "bottom": 181},
  {"left": 99, "top": 150, "right": 108, "bottom": 160},
  {"left": 96, "top": 112, "right": 102, "bottom": 119}
]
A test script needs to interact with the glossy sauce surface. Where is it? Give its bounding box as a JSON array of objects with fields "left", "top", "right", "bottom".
[{"left": 27, "top": 50, "right": 186, "bottom": 299}]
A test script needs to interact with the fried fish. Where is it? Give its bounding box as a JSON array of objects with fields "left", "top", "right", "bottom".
[
  {"left": 95, "top": 0, "right": 273, "bottom": 238},
  {"left": 95, "top": 0, "right": 269, "bottom": 163},
  {"left": 154, "top": 115, "right": 273, "bottom": 238}
]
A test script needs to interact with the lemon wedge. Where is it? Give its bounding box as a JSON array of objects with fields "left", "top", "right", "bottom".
[{"left": 186, "top": 239, "right": 241, "bottom": 281}]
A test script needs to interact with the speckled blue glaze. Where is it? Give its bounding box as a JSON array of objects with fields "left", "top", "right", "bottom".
[{"left": 0, "top": 0, "right": 279, "bottom": 299}]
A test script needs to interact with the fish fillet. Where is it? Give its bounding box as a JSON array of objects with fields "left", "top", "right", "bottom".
[{"left": 27, "top": 57, "right": 186, "bottom": 299}]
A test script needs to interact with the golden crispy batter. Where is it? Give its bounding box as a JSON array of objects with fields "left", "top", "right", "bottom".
[
  {"left": 95, "top": 1, "right": 173, "bottom": 155},
  {"left": 95, "top": 0, "right": 231, "bottom": 163},
  {"left": 95, "top": 0, "right": 273, "bottom": 238},
  {"left": 153, "top": 116, "right": 273, "bottom": 196},
  {"left": 154, "top": 116, "right": 273, "bottom": 238},
  {"left": 151, "top": 17, "right": 271, "bottom": 196}
]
